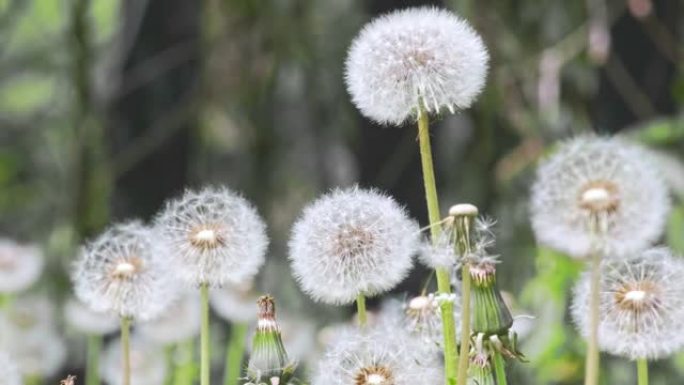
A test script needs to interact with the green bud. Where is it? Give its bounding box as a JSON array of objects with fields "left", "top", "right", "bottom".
[
  {"left": 470, "top": 262, "right": 513, "bottom": 335},
  {"left": 247, "top": 295, "right": 297, "bottom": 385}
]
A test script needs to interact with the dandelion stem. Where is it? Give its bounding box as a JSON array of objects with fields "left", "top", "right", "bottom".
[
  {"left": 174, "top": 338, "right": 196, "bottom": 385},
  {"left": 224, "top": 323, "right": 248, "bottom": 385},
  {"left": 86, "top": 334, "right": 102, "bottom": 385},
  {"left": 356, "top": 294, "right": 368, "bottom": 326},
  {"left": 417, "top": 106, "right": 458, "bottom": 385},
  {"left": 200, "top": 283, "right": 211, "bottom": 385},
  {"left": 456, "top": 215, "right": 474, "bottom": 385},
  {"left": 493, "top": 351, "right": 507, "bottom": 385},
  {"left": 637, "top": 358, "right": 648, "bottom": 385},
  {"left": 585, "top": 248, "right": 601, "bottom": 385},
  {"left": 121, "top": 316, "right": 132, "bottom": 385}
]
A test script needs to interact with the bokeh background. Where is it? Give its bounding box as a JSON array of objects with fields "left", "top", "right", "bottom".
[{"left": 1, "top": 0, "right": 683, "bottom": 384}]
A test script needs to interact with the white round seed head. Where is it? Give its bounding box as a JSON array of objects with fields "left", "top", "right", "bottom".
[
  {"left": 530, "top": 136, "right": 670, "bottom": 258},
  {"left": 572, "top": 248, "right": 684, "bottom": 360},
  {"left": 102, "top": 337, "right": 167, "bottom": 385},
  {"left": 64, "top": 297, "right": 119, "bottom": 335},
  {"left": 0, "top": 351, "right": 21, "bottom": 385},
  {"left": 155, "top": 186, "right": 268, "bottom": 287},
  {"left": 0, "top": 239, "right": 44, "bottom": 293},
  {"left": 210, "top": 281, "right": 259, "bottom": 324},
  {"left": 73, "top": 221, "right": 178, "bottom": 321},
  {"left": 313, "top": 326, "right": 442, "bottom": 385},
  {"left": 345, "top": 7, "right": 489, "bottom": 125},
  {"left": 288, "top": 187, "right": 419, "bottom": 305},
  {"left": 448, "top": 203, "right": 478, "bottom": 217},
  {"left": 138, "top": 291, "right": 200, "bottom": 345}
]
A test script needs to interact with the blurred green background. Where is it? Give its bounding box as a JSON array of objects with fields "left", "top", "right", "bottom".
[{"left": 0, "top": 0, "right": 683, "bottom": 384}]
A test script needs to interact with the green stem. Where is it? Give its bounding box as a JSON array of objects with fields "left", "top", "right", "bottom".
[
  {"left": 121, "top": 317, "right": 131, "bottom": 385},
  {"left": 493, "top": 351, "right": 507, "bottom": 385},
  {"left": 86, "top": 334, "right": 102, "bottom": 385},
  {"left": 637, "top": 358, "right": 648, "bottom": 385},
  {"left": 584, "top": 250, "right": 601, "bottom": 385},
  {"left": 356, "top": 294, "right": 367, "bottom": 327},
  {"left": 175, "top": 339, "right": 196, "bottom": 385},
  {"left": 417, "top": 105, "right": 457, "bottom": 385},
  {"left": 201, "top": 283, "right": 211, "bottom": 385},
  {"left": 456, "top": 214, "right": 474, "bottom": 385},
  {"left": 224, "top": 323, "right": 248, "bottom": 385}
]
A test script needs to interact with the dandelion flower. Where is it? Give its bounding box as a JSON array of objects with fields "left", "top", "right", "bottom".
[
  {"left": 345, "top": 7, "right": 489, "bottom": 125},
  {"left": 64, "top": 298, "right": 119, "bottom": 335},
  {"left": 0, "top": 239, "right": 44, "bottom": 293},
  {"left": 155, "top": 186, "right": 268, "bottom": 287},
  {"left": 73, "top": 221, "right": 177, "bottom": 321},
  {"left": 102, "top": 337, "right": 167, "bottom": 385},
  {"left": 312, "top": 326, "right": 442, "bottom": 385},
  {"left": 138, "top": 291, "right": 200, "bottom": 345},
  {"left": 530, "top": 136, "right": 669, "bottom": 258},
  {"left": 571, "top": 248, "right": 684, "bottom": 360},
  {"left": 210, "top": 281, "right": 259, "bottom": 324},
  {"left": 0, "top": 351, "right": 21, "bottom": 385},
  {"left": 288, "top": 188, "right": 419, "bottom": 305}
]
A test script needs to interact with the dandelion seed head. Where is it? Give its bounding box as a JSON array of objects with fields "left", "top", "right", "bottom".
[
  {"left": 572, "top": 248, "right": 684, "bottom": 360},
  {"left": 210, "top": 281, "right": 259, "bottom": 324},
  {"left": 138, "top": 291, "right": 200, "bottom": 345},
  {"left": 0, "top": 239, "right": 44, "bottom": 293},
  {"left": 73, "top": 221, "right": 177, "bottom": 321},
  {"left": 64, "top": 298, "right": 119, "bottom": 335},
  {"left": 155, "top": 186, "right": 268, "bottom": 287},
  {"left": 288, "top": 187, "right": 419, "bottom": 305},
  {"left": 530, "top": 136, "right": 669, "bottom": 258},
  {"left": 345, "top": 7, "right": 489, "bottom": 125},
  {"left": 313, "top": 326, "right": 441, "bottom": 385},
  {"left": 102, "top": 337, "right": 167, "bottom": 385}
]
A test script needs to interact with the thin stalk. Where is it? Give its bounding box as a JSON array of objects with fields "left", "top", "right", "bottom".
[
  {"left": 493, "top": 351, "right": 507, "bottom": 385},
  {"left": 637, "top": 358, "right": 648, "bottom": 385},
  {"left": 356, "top": 294, "right": 367, "bottom": 327},
  {"left": 417, "top": 105, "right": 458, "bottom": 385},
  {"left": 175, "top": 339, "right": 196, "bottom": 385},
  {"left": 200, "top": 283, "right": 211, "bottom": 385},
  {"left": 224, "top": 323, "right": 248, "bottom": 385},
  {"left": 86, "top": 334, "right": 102, "bottom": 385},
  {"left": 456, "top": 215, "right": 474, "bottom": 385},
  {"left": 121, "top": 317, "right": 132, "bottom": 385}
]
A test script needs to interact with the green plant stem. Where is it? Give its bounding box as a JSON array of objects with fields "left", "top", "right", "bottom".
[
  {"left": 86, "top": 334, "right": 102, "bottom": 385},
  {"left": 584, "top": 250, "right": 601, "bottom": 385},
  {"left": 457, "top": 264, "right": 472, "bottom": 385},
  {"left": 224, "top": 323, "right": 248, "bottom": 385},
  {"left": 493, "top": 351, "right": 507, "bottom": 385},
  {"left": 417, "top": 105, "right": 458, "bottom": 385},
  {"left": 201, "top": 283, "right": 211, "bottom": 385},
  {"left": 121, "top": 317, "right": 132, "bottom": 385},
  {"left": 356, "top": 294, "right": 367, "bottom": 327},
  {"left": 637, "top": 358, "right": 648, "bottom": 385},
  {"left": 175, "top": 339, "right": 196, "bottom": 385}
]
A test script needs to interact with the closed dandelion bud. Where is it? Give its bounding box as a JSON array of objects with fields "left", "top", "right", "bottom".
[
  {"left": 467, "top": 354, "right": 495, "bottom": 385},
  {"left": 0, "top": 238, "right": 44, "bottom": 294},
  {"left": 345, "top": 7, "right": 489, "bottom": 125},
  {"left": 155, "top": 186, "right": 268, "bottom": 287},
  {"left": 530, "top": 135, "right": 669, "bottom": 258},
  {"left": 470, "top": 261, "right": 513, "bottom": 335},
  {"left": 572, "top": 248, "right": 684, "bottom": 360},
  {"left": 0, "top": 351, "right": 21, "bottom": 385},
  {"left": 247, "top": 295, "right": 296, "bottom": 385},
  {"left": 288, "top": 187, "right": 419, "bottom": 305}
]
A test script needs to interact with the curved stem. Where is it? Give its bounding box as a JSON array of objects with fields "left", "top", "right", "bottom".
[
  {"left": 86, "top": 334, "right": 102, "bottom": 385},
  {"left": 121, "top": 317, "right": 131, "bottom": 385},
  {"left": 200, "top": 283, "right": 211, "bottom": 385},
  {"left": 637, "top": 358, "right": 648, "bottom": 385},
  {"left": 356, "top": 294, "right": 367, "bottom": 327},
  {"left": 224, "top": 323, "right": 248, "bottom": 385},
  {"left": 493, "top": 351, "right": 507, "bottom": 385},
  {"left": 584, "top": 250, "right": 601, "bottom": 385},
  {"left": 417, "top": 106, "right": 458, "bottom": 385}
]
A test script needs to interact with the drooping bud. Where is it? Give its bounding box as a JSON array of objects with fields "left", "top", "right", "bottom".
[
  {"left": 247, "top": 295, "right": 297, "bottom": 385},
  {"left": 470, "top": 261, "right": 514, "bottom": 335}
]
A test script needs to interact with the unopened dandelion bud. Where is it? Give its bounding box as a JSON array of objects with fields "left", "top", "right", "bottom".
[
  {"left": 248, "top": 295, "right": 297, "bottom": 384},
  {"left": 467, "top": 350, "right": 494, "bottom": 385},
  {"left": 470, "top": 262, "right": 513, "bottom": 335}
]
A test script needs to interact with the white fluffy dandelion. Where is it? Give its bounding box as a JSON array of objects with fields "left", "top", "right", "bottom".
[
  {"left": 572, "top": 248, "right": 684, "bottom": 360},
  {"left": 0, "top": 351, "right": 21, "bottom": 385},
  {"left": 73, "top": 221, "right": 177, "bottom": 321},
  {"left": 155, "top": 186, "right": 268, "bottom": 287},
  {"left": 313, "top": 326, "right": 442, "bottom": 385},
  {"left": 345, "top": 7, "right": 489, "bottom": 125},
  {"left": 530, "top": 136, "right": 669, "bottom": 258},
  {"left": 0, "top": 239, "right": 44, "bottom": 293},
  {"left": 64, "top": 297, "right": 119, "bottom": 335},
  {"left": 101, "top": 337, "right": 167, "bottom": 385},
  {"left": 138, "top": 291, "right": 200, "bottom": 345},
  {"left": 288, "top": 188, "right": 419, "bottom": 305}
]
